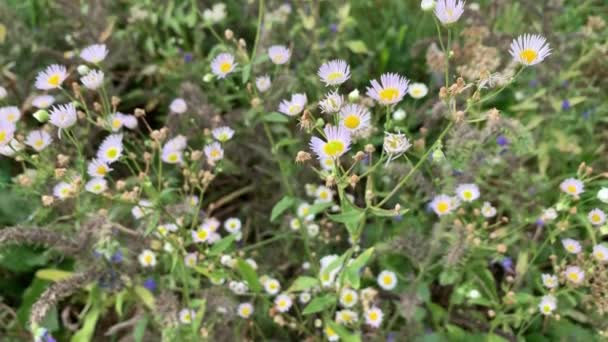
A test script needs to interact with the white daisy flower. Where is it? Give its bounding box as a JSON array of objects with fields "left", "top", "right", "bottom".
[
  {"left": 318, "top": 59, "right": 351, "bottom": 86},
  {"left": 562, "top": 239, "right": 582, "bottom": 254},
  {"left": 509, "top": 34, "right": 551, "bottom": 66},
  {"left": 541, "top": 208, "right": 558, "bottom": 221},
  {"left": 138, "top": 249, "right": 157, "bottom": 268},
  {"left": 187, "top": 195, "right": 199, "bottom": 208},
  {"left": 0, "top": 121, "right": 16, "bottom": 146},
  {"left": 367, "top": 73, "right": 409, "bottom": 105},
  {"left": 229, "top": 280, "right": 249, "bottom": 295},
  {"left": 324, "top": 325, "right": 340, "bottom": 341},
  {"left": 25, "top": 130, "right": 52, "bottom": 151},
  {"left": 434, "top": 0, "right": 465, "bottom": 25},
  {"left": 80, "top": 44, "right": 108, "bottom": 64},
  {"left": 481, "top": 201, "right": 497, "bottom": 218},
  {"left": 307, "top": 223, "right": 320, "bottom": 237},
  {"left": 541, "top": 274, "right": 558, "bottom": 289},
  {"left": 49, "top": 103, "right": 77, "bottom": 129},
  {"left": 309, "top": 125, "right": 351, "bottom": 160},
  {"left": 80, "top": 69, "right": 104, "bottom": 90},
  {"left": 364, "top": 307, "right": 384, "bottom": 328},
  {"left": 593, "top": 245, "right": 608, "bottom": 263},
  {"left": 430, "top": 194, "right": 458, "bottom": 216},
  {"left": 408, "top": 83, "right": 428, "bottom": 99},
  {"left": 97, "top": 134, "right": 123, "bottom": 163},
  {"left": 421, "top": 0, "right": 436, "bottom": 11},
  {"left": 204, "top": 142, "right": 224, "bottom": 163},
  {"left": 538, "top": 295, "right": 556, "bottom": 315},
  {"left": 339, "top": 104, "right": 371, "bottom": 132},
  {"left": 132, "top": 200, "right": 153, "bottom": 219},
  {"left": 35, "top": 64, "right": 68, "bottom": 90},
  {"left": 169, "top": 98, "right": 187, "bottom": 114},
  {"left": 559, "top": 178, "right": 584, "bottom": 197},
  {"left": 299, "top": 292, "right": 311, "bottom": 304},
  {"left": 202, "top": 3, "right": 226, "bottom": 23},
  {"left": 0, "top": 106, "right": 21, "bottom": 123},
  {"left": 297, "top": 202, "right": 315, "bottom": 221},
  {"left": 264, "top": 278, "right": 281, "bottom": 295},
  {"left": 588, "top": 208, "right": 606, "bottom": 226},
  {"left": 192, "top": 226, "right": 212, "bottom": 243},
  {"left": 319, "top": 91, "right": 344, "bottom": 114},
  {"left": 255, "top": 75, "right": 271, "bottom": 92},
  {"left": 237, "top": 303, "right": 254, "bottom": 319},
  {"left": 377, "top": 270, "right": 397, "bottom": 290},
  {"left": 212, "top": 126, "right": 234, "bottom": 142},
  {"left": 339, "top": 288, "right": 358, "bottom": 308},
  {"left": 564, "top": 266, "right": 584, "bottom": 284},
  {"left": 597, "top": 187, "right": 608, "bottom": 203},
  {"left": 161, "top": 135, "right": 187, "bottom": 164},
  {"left": 0, "top": 139, "right": 23, "bottom": 156},
  {"left": 121, "top": 114, "right": 138, "bottom": 129},
  {"left": 32, "top": 95, "right": 55, "bottom": 109},
  {"left": 108, "top": 112, "right": 126, "bottom": 131},
  {"left": 184, "top": 253, "right": 198, "bottom": 268},
  {"left": 85, "top": 178, "right": 107, "bottom": 194},
  {"left": 274, "top": 293, "right": 292, "bottom": 313},
  {"left": 268, "top": 45, "right": 291, "bottom": 65},
  {"left": 289, "top": 218, "right": 301, "bottom": 231},
  {"left": 211, "top": 53, "right": 237, "bottom": 79},
  {"left": 383, "top": 132, "right": 412, "bottom": 163},
  {"left": 319, "top": 157, "right": 335, "bottom": 171},
  {"left": 202, "top": 217, "right": 221, "bottom": 232},
  {"left": 87, "top": 158, "right": 112, "bottom": 178},
  {"left": 53, "top": 181, "right": 74, "bottom": 200},
  {"left": 224, "top": 217, "right": 242, "bottom": 233},
  {"left": 278, "top": 93, "right": 307, "bottom": 116},
  {"left": 156, "top": 223, "right": 178, "bottom": 237},
  {"left": 335, "top": 309, "right": 358, "bottom": 325},
  {"left": 456, "top": 183, "right": 480, "bottom": 202},
  {"left": 178, "top": 308, "right": 196, "bottom": 324},
  {"left": 315, "top": 186, "right": 333, "bottom": 203}
]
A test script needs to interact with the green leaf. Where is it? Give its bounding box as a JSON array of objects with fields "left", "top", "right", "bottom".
[
  {"left": 309, "top": 202, "right": 334, "bottom": 216},
  {"left": 133, "top": 315, "right": 149, "bottom": 342},
  {"left": 368, "top": 206, "right": 408, "bottom": 217},
  {"left": 270, "top": 196, "right": 295, "bottom": 222},
  {"left": 345, "top": 40, "right": 369, "bottom": 54},
  {"left": 144, "top": 212, "right": 160, "bottom": 236},
  {"left": 343, "top": 247, "right": 374, "bottom": 289},
  {"left": 262, "top": 112, "right": 289, "bottom": 123},
  {"left": 35, "top": 269, "right": 74, "bottom": 282},
  {"left": 208, "top": 234, "right": 237, "bottom": 256},
  {"left": 287, "top": 276, "right": 320, "bottom": 292},
  {"left": 326, "top": 319, "right": 361, "bottom": 342},
  {"left": 236, "top": 259, "right": 261, "bottom": 293},
  {"left": 115, "top": 290, "right": 127, "bottom": 317},
  {"left": 241, "top": 64, "right": 251, "bottom": 84},
  {"left": 70, "top": 306, "right": 100, "bottom": 342},
  {"left": 302, "top": 294, "right": 336, "bottom": 315},
  {"left": 134, "top": 286, "right": 155, "bottom": 310},
  {"left": 328, "top": 210, "right": 364, "bottom": 237}
]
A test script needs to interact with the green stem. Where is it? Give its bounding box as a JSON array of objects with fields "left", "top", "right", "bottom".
[{"left": 263, "top": 122, "right": 294, "bottom": 196}]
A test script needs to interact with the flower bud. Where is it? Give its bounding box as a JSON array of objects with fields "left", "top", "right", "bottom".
[
  {"left": 33, "top": 109, "right": 49, "bottom": 123},
  {"left": 392, "top": 109, "right": 406, "bottom": 121},
  {"left": 77, "top": 64, "right": 90, "bottom": 75},
  {"left": 421, "top": 0, "right": 435, "bottom": 11},
  {"left": 348, "top": 89, "right": 360, "bottom": 102},
  {"left": 203, "top": 73, "right": 214, "bottom": 82}
]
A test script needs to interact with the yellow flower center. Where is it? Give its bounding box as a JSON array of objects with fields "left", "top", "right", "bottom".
[
  {"left": 167, "top": 152, "right": 179, "bottom": 163},
  {"left": 210, "top": 149, "right": 220, "bottom": 158},
  {"left": 519, "top": 49, "right": 538, "bottom": 64},
  {"left": 0, "top": 131, "right": 6, "bottom": 143},
  {"left": 183, "top": 313, "right": 191, "bottom": 322},
  {"left": 48, "top": 74, "right": 61, "bottom": 86},
  {"left": 269, "top": 282, "right": 277, "bottom": 290},
  {"left": 591, "top": 214, "right": 601, "bottom": 223},
  {"left": 412, "top": 88, "right": 422, "bottom": 96},
  {"left": 112, "top": 119, "right": 122, "bottom": 129},
  {"left": 218, "top": 133, "right": 228, "bottom": 141},
  {"left": 463, "top": 190, "right": 473, "bottom": 200},
  {"left": 566, "top": 245, "right": 575, "bottom": 252},
  {"left": 326, "top": 71, "right": 344, "bottom": 81},
  {"left": 326, "top": 327, "right": 336, "bottom": 337},
  {"left": 319, "top": 191, "right": 328, "bottom": 200},
  {"left": 241, "top": 307, "right": 250, "bottom": 316},
  {"left": 278, "top": 299, "right": 287, "bottom": 308},
  {"left": 568, "top": 272, "right": 579, "bottom": 282},
  {"left": 542, "top": 304, "right": 551, "bottom": 313},
  {"left": 383, "top": 275, "right": 393, "bottom": 285},
  {"left": 61, "top": 188, "right": 70, "bottom": 197},
  {"left": 321, "top": 273, "right": 330, "bottom": 282},
  {"left": 369, "top": 311, "right": 378, "bottom": 321},
  {"left": 93, "top": 184, "right": 102, "bottom": 192},
  {"left": 596, "top": 251, "right": 605, "bottom": 260},
  {"left": 219, "top": 62, "right": 232, "bottom": 73},
  {"left": 437, "top": 201, "right": 449, "bottom": 213},
  {"left": 343, "top": 293, "right": 353, "bottom": 303},
  {"left": 144, "top": 254, "right": 153, "bottom": 265},
  {"left": 323, "top": 140, "right": 345, "bottom": 157},
  {"left": 567, "top": 184, "right": 577, "bottom": 194},
  {"left": 96, "top": 165, "right": 107, "bottom": 175},
  {"left": 106, "top": 147, "right": 118, "bottom": 160},
  {"left": 288, "top": 104, "right": 301, "bottom": 114},
  {"left": 378, "top": 87, "right": 399, "bottom": 102},
  {"left": 34, "top": 139, "right": 44, "bottom": 148},
  {"left": 197, "top": 230, "right": 208, "bottom": 240},
  {"left": 7, "top": 113, "right": 16, "bottom": 122},
  {"left": 343, "top": 115, "right": 360, "bottom": 129}
]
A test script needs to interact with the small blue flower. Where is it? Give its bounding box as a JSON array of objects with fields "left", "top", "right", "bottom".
[
  {"left": 528, "top": 79, "right": 538, "bottom": 87},
  {"left": 500, "top": 257, "right": 513, "bottom": 272},
  {"left": 561, "top": 99, "right": 571, "bottom": 111},
  {"left": 184, "top": 52, "right": 193, "bottom": 63},
  {"left": 329, "top": 23, "right": 338, "bottom": 33},
  {"left": 111, "top": 250, "right": 123, "bottom": 264},
  {"left": 496, "top": 135, "right": 509, "bottom": 147},
  {"left": 582, "top": 109, "right": 592, "bottom": 119},
  {"left": 393, "top": 214, "right": 403, "bottom": 222},
  {"left": 143, "top": 277, "right": 157, "bottom": 292},
  {"left": 536, "top": 218, "right": 545, "bottom": 227}
]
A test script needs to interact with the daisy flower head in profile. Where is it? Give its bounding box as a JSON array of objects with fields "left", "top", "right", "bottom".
[
  {"left": 237, "top": 302, "right": 254, "bottom": 319},
  {"left": 212, "top": 126, "right": 235, "bottom": 142},
  {"left": 593, "top": 244, "right": 608, "bottom": 263},
  {"left": 408, "top": 82, "right": 428, "bottom": 99},
  {"left": 561, "top": 238, "right": 581, "bottom": 254},
  {"left": 430, "top": 194, "right": 458, "bottom": 216},
  {"left": 85, "top": 178, "right": 107, "bottom": 194},
  {"left": 35, "top": 64, "right": 68, "bottom": 90},
  {"left": 108, "top": 112, "right": 137, "bottom": 131},
  {"left": 377, "top": 270, "right": 397, "bottom": 290},
  {"left": 383, "top": 131, "right": 412, "bottom": 163},
  {"left": 456, "top": 183, "right": 480, "bottom": 202},
  {"left": 339, "top": 104, "right": 371, "bottom": 133},
  {"left": 434, "top": 0, "right": 465, "bottom": 25},
  {"left": 268, "top": 45, "right": 291, "bottom": 65},
  {"left": 278, "top": 93, "right": 307, "bottom": 116},
  {"left": 25, "top": 130, "right": 52, "bottom": 152},
  {"left": 319, "top": 90, "right": 344, "bottom": 114},
  {"left": 367, "top": 73, "right": 409, "bottom": 105},
  {"left": 0, "top": 139, "right": 23, "bottom": 156},
  {"left": 274, "top": 293, "right": 293, "bottom": 313},
  {"left": 0, "top": 121, "right": 16, "bottom": 146},
  {"left": 309, "top": 125, "right": 351, "bottom": 161},
  {"left": 318, "top": 59, "right": 351, "bottom": 86},
  {"left": 481, "top": 201, "right": 497, "bottom": 218},
  {"left": 204, "top": 141, "right": 224, "bottom": 164},
  {"left": 80, "top": 69, "right": 104, "bottom": 90},
  {"left": 161, "top": 135, "right": 187, "bottom": 164},
  {"left": 169, "top": 98, "right": 187, "bottom": 114},
  {"left": 32, "top": 95, "right": 55, "bottom": 109},
  {"left": 365, "top": 307, "right": 384, "bottom": 328},
  {"left": 0, "top": 106, "right": 21, "bottom": 123},
  {"left": 53, "top": 181, "right": 74, "bottom": 200},
  {"left": 211, "top": 53, "right": 237, "bottom": 79},
  {"left": 509, "top": 34, "right": 551, "bottom": 66},
  {"left": 184, "top": 253, "right": 198, "bottom": 268},
  {"left": 87, "top": 158, "right": 112, "bottom": 178},
  {"left": 588, "top": 208, "right": 606, "bottom": 226},
  {"left": 255, "top": 75, "right": 271, "bottom": 92},
  {"left": 97, "top": 134, "right": 124, "bottom": 164},
  {"left": 538, "top": 295, "right": 556, "bottom": 315},
  {"left": 336, "top": 309, "right": 359, "bottom": 325},
  {"left": 564, "top": 266, "right": 584, "bottom": 285},
  {"left": 49, "top": 103, "right": 77, "bottom": 129},
  {"left": 541, "top": 274, "right": 558, "bottom": 289},
  {"left": 80, "top": 44, "right": 108, "bottom": 64},
  {"left": 559, "top": 178, "right": 584, "bottom": 197}
]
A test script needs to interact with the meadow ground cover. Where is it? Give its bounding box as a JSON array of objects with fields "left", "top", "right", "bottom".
[{"left": 0, "top": 0, "right": 607, "bottom": 341}]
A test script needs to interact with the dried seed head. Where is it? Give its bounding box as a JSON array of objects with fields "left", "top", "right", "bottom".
[
  {"left": 364, "top": 144, "right": 375, "bottom": 153},
  {"left": 94, "top": 102, "right": 103, "bottom": 112},
  {"left": 191, "top": 150, "right": 203, "bottom": 161},
  {"left": 57, "top": 154, "right": 70, "bottom": 167},
  {"left": 111, "top": 96, "right": 121, "bottom": 107},
  {"left": 134, "top": 108, "right": 146, "bottom": 117},
  {"left": 42, "top": 195, "right": 54, "bottom": 207},
  {"left": 349, "top": 174, "right": 359, "bottom": 188},
  {"left": 295, "top": 151, "right": 311, "bottom": 163},
  {"left": 224, "top": 29, "right": 234, "bottom": 40}
]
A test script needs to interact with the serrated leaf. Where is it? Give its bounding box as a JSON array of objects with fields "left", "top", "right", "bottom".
[
  {"left": 302, "top": 294, "right": 336, "bottom": 315},
  {"left": 288, "top": 276, "right": 319, "bottom": 292},
  {"left": 271, "top": 196, "right": 295, "bottom": 222},
  {"left": 236, "top": 259, "right": 261, "bottom": 293}
]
